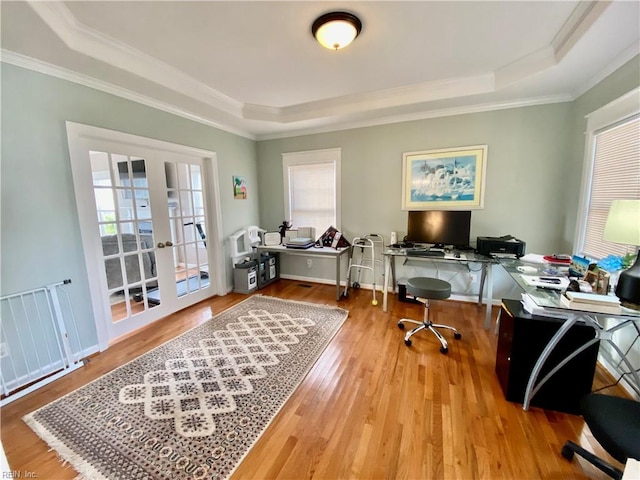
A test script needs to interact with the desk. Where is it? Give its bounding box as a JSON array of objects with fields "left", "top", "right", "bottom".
[
  {"left": 496, "top": 299, "right": 599, "bottom": 414},
  {"left": 255, "top": 245, "right": 350, "bottom": 301},
  {"left": 382, "top": 249, "right": 496, "bottom": 329},
  {"left": 499, "top": 258, "right": 640, "bottom": 410}
]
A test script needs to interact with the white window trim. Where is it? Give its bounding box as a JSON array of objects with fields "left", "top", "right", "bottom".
[
  {"left": 573, "top": 87, "right": 640, "bottom": 255},
  {"left": 282, "top": 147, "right": 342, "bottom": 230}
]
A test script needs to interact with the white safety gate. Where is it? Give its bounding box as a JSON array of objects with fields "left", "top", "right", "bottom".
[{"left": 0, "top": 279, "right": 85, "bottom": 406}]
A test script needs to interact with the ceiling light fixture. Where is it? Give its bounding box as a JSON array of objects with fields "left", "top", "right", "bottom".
[{"left": 312, "top": 11, "right": 362, "bottom": 51}]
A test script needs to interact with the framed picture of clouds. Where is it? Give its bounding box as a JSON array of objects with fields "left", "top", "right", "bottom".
[{"left": 401, "top": 144, "right": 488, "bottom": 210}]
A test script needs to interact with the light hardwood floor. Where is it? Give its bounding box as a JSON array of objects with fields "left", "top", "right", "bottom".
[{"left": 1, "top": 279, "right": 627, "bottom": 479}]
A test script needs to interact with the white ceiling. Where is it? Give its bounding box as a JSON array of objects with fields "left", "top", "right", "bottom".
[{"left": 2, "top": 1, "right": 639, "bottom": 140}]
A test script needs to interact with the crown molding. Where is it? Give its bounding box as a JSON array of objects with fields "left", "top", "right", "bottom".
[
  {"left": 255, "top": 94, "right": 574, "bottom": 141},
  {"left": 24, "top": 0, "right": 604, "bottom": 129},
  {"left": 3, "top": 48, "right": 576, "bottom": 143},
  {"left": 27, "top": 1, "right": 244, "bottom": 117},
  {"left": 251, "top": 74, "right": 496, "bottom": 123},
  {"left": 495, "top": 2, "right": 610, "bottom": 90},
  {"left": 495, "top": 46, "right": 557, "bottom": 89},
  {"left": 6, "top": 0, "right": 632, "bottom": 142},
  {"left": 572, "top": 41, "right": 640, "bottom": 99},
  {"left": 552, "top": 1, "right": 611, "bottom": 62},
  {"left": 1, "top": 50, "right": 256, "bottom": 140}
]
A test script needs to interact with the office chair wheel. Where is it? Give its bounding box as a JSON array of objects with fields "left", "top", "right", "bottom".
[
  {"left": 397, "top": 322, "right": 405, "bottom": 330},
  {"left": 454, "top": 332, "right": 462, "bottom": 340},
  {"left": 561, "top": 445, "right": 575, "bottom": 461},
  {"left": 353, "top": 282, "right": 360, "bottom": 289},
  {"left": 341, "top": 292, "right": 349, "bottom": 299},
  {"left": 404, "top": 339, "right": 412, "bottom": 347},
  {"left": 440, "top": 346, "right": 448, "bottom": 354}
]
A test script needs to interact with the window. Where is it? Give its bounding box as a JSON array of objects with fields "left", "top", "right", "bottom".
[
  {"left": 575, "top": 88, "right": 640, "bottom": 259},
  {"left": 283, "top": 148, "right": 341, "bottom": 238}
]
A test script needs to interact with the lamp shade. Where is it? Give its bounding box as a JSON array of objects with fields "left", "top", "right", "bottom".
[
  {"left": 603, "top": 199, "right": 640, "bottom": 309},
  {"left": 312, "top": 12, "right": 362, "bottom": 50},
  {"left": 603, "top": 199, "right": 640, "bottom": 246}
]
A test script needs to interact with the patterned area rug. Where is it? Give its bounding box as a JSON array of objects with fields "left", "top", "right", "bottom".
[{"left": 24, "top": 295, "right": 348, "bottom": 480}]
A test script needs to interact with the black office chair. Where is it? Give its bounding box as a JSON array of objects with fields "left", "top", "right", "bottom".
[
  {"left": 397, "top": 277, "right": 461, "bottom": 353},
  {"left": 561, "top": 393, "right": 640, "bottom": 480}
]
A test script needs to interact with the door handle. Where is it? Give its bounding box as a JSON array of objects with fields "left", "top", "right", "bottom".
[
  {"left": 165, "top": 241, "right": 174, "bottom": 247},
  {"left": 157, "top": 242, "right": 165, "bottom": 248}
]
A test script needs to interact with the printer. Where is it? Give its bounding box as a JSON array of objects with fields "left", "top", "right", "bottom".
[{"left": 476, "top": 235, "right": 526, "bottom": 258}]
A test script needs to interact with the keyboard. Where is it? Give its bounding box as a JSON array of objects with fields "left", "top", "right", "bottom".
[{"left": 406, "top": 249, "right": 445, "bottom": 257}]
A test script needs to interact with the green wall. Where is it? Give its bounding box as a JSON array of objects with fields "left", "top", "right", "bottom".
[
  {"left": 1, "top": 63, "right": 259, "bottom": 351},
  {"left": 561, "top": 55, "right": 640, "bottom": 252},
  {"left": 256, "top": 56, "right": 640, "bottom": 289},
  {"left": 257, "top": 57, "right": 640, "bottom": 257},
  {"left": 1, "top": 54, "right": 638, "bottom": 352},
  {"left": 258, "top": 104, "right": 573, "bottom": 253}
]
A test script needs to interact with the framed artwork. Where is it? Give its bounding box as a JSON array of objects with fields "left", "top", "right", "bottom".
[
  {"left": 233, "top": 176, "right": 247, "bottom": 199},
  {"left": 402, "top": 144, "right": 488, "bottom": 210}
]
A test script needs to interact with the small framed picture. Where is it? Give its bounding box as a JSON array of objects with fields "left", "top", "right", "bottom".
[
  {"left": 596, "top": 270, "right": 610, "bottom": 295},
  {"left": 233, "top": 176, "right": 247, "bottom": 199},
  {"left": 583, "top": 269, "right": 610, "bottom": 295}
]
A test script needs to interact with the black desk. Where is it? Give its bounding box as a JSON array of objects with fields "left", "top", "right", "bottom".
[{"left": 496, "top": 299, "right": 599, "bottom": 414}]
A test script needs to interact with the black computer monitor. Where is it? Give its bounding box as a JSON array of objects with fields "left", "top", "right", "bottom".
[{"left": 406, "top": 210, "right": 471, "bottom": 248}]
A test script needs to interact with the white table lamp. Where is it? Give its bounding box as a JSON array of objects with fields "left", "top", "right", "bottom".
[{"left": 603, "top": 199, "right": 640, "bottom": 309}]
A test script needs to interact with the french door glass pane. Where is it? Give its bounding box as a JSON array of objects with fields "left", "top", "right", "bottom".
[
  {"left": 90, "top": 151, "right": 161, "bottom": 323},
  {"left": 166, "top": 161, "right": 209, "bottom": 297}
]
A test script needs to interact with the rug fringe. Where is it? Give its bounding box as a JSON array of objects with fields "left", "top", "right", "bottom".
[
  {"left": 23, "top": 414, "right": 108, "bottom": 480},
  {"left": 23, "top": 295, "right": 349, "bottom": 480}
]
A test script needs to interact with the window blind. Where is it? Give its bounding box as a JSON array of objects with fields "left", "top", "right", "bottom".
[
  {"left": 288, "top": 162, "right": 336, "bottom": 236},
  {"left": 583, "top": 115, "right": 640, "bottom": 259}
]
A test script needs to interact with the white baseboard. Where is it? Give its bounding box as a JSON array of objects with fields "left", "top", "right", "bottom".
[
  {"left": 0, "top": 342, "right": 98, "bottom": 405},
  {"left": 279, "top": 274, "right": 501, "bottom": 305},
  {"left": 598, "top": 355, "right": 640, "bottom": 400},
  {"left": 0, "top": 359, "right": 85, "bottom": 407},
  {"left": 280, "top": 273, "right": 347, "bottom": 287}
]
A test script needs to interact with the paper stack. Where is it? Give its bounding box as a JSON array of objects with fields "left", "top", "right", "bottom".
[
  {"left": 521, "top": 293, "right": 568, "bottom": 319},
  {"left": 285, "top": 237, "right": 315, "bottom": 249},
  {"left": 559, "top": 291, "right": 621, "bottom": 314}
]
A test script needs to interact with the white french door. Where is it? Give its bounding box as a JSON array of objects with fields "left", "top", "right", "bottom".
[{"left": 67, "top": 123, "right": 226, "bottom": 349}]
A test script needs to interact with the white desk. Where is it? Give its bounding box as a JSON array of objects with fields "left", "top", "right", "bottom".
[
  {"left": 255, "top": 245, "right": 350, "bottom": 301},
  {"left": 382, "top": 249, "right": 496, "bottom": 329}
]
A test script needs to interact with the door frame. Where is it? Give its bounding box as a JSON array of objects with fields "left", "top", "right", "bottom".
[{"left": 66, "top": 122, "right": 226, "bottom": 351}]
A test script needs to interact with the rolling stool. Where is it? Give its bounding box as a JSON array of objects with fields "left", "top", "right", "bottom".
[{"left": 397, "top": 277, "right": 461, "bottom": 353}]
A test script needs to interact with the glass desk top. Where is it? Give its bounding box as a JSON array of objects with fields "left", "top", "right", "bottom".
[{"left": 498, "top": 257, "right": 640, "bottom": 319}]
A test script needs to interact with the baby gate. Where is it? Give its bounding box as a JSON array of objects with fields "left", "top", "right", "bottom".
[{"left": 0, "top": 279, "right": 85, "bottom": 406}]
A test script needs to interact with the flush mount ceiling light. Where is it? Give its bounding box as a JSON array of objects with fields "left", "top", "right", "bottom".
[{"left": 312, "top": 11, "right": 362, "bottom": 50}]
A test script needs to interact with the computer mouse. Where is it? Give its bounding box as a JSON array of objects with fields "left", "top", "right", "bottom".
[{"left": 454, "top": 252, "right": 461, "bottom": 258}]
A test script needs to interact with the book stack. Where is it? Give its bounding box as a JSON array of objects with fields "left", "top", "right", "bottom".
[{"left": 559, "top": 291, "right": 621, "bottom": 314}]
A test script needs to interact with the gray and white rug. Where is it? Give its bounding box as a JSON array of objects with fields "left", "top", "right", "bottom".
[{"left": 24, "top": 295, "right": 349, "bottom": 480}]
